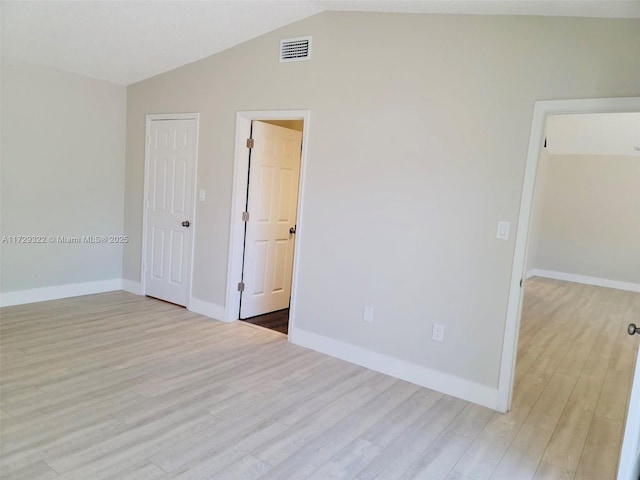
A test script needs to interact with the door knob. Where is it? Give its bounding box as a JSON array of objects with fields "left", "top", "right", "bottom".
[
  {"left": 181, "top": 220, "right": 190, "bottom": 228},
  {"left": 289, "top": 225, "right": 296, "bottom": 235},
  {"left": 629, "top": 323, "right": 640, "bottom": 335}
]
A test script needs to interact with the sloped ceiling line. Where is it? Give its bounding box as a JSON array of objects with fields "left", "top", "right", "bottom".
[{"left": 2, "top": 0, "right": 640, "bottom": 85}]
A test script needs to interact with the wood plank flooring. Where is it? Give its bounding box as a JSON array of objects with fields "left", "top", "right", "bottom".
[
  {"left": 241, "top": 309, "right": 289, "bottom": 335},
  {"left": 0, "top": 278, "right": 638, "bottom": 479}
]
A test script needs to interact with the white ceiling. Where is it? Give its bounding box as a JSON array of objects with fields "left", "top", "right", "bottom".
[{"left": 2, "top": 0, "right": 640, "bottom": 85}]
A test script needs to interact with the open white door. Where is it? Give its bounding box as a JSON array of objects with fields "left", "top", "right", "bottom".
[
  {"left": 240, "top": 121, "right": 302, "bottom": 319},
  {"left": 144, "top": 116, "right": 198, "bottom": 306},
  {"left": 618, "top": 325, "right": 640, "bottom": 480}
]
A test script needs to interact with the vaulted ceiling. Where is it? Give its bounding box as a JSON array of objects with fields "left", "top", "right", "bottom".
[{"left": 2, "top": 0, "right": 639, "bottom": 85}]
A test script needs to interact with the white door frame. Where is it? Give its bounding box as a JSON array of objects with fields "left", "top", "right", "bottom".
[
  {"left": 225, "top": 110, "right": 310, "bottom": 333},
  {"left": 618, "top": 343, "right": 640, "bottom": 480},
  {"left": 141, "top": 113, "right": 200, "bottom": 307},
  {"left": 496, "top": 97, "right": 640, "bottom": 413}
]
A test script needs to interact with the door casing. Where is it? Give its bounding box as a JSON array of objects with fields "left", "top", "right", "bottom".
[
  {"left": 618, "top": 343, "right": 640, "bottom": 480},
  {"left": 225, "top": 110, "right": 310, "bottom": 334},
  {"left": 497, "top": 97, "right": 640, "bottom": 413},
  {"left": 141, "top": 113, "right": 200, "bottom": 308}
]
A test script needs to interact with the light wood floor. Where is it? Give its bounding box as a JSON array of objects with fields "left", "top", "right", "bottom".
[{"left": 0, "top": 278, "right": 638, "bottom": 480}]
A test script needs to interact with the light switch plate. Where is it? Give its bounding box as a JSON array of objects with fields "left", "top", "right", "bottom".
[
  {"left": 199, "top": 189, "right": 206, "bottom": 202},
  {"left": 363, "top": 305, "right": 374, "bottom": 323},
  {"left": 496, "top": 221, "right": 511, "bottom": 240}
]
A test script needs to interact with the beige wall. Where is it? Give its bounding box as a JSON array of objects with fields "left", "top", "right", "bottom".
[
  {"left": 1, "top": 58, "right": 127, "bottom": 292},
  {"left": 528, "top": 153, "right": 640, "bottom": 283},
  {"left": 546, "top": 112, "right": 640, "bottom": 156},
  {"left": 124, "top": 12, "right": 640, "bottom": 390}
]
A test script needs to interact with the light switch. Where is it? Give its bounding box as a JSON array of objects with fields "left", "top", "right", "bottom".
[
  {"left": 496, "top": 221, "right": 511, "bottom": 240},
  {"left": 199, "top": 189, "right": 206, "bottom": 202},
  {"left": 363, "top": 305, "right": 374, "bottom": 323}
]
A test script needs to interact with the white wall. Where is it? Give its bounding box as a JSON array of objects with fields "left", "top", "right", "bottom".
[
  {"left": 124, "top": 13, "right": 640, "bottom": 405},
  {"left": 528, "top": 153, "right": 640, "bottom": 285},
  {"left": 1, "top": 58, "right": 127, "bottom": 300}
]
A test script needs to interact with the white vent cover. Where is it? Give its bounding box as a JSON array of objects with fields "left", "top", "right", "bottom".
[{"left": 279, "top": 36, "right": 311, "bottom": 63}]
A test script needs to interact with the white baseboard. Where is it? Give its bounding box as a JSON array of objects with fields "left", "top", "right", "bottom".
[
  {"left": 188, "top": 297, "right": 227, "bottom": 321},
  {"left": 527, "top": 269, "right": 640, "bottom": 293},
  {"left": 290, "top": 327, "right": 498, "bottom": 411},
  {"left": 0, "top": 279, "right": 230, "bottom": 319},
  {"left": 122, "top": 279, "right": 142, "bottom": 295},
  {"left": 0, "top": 279, "right": 124, "bottom": 307},
  {"left": 225, "top": 307, "right": 239, "bottom": 323}
]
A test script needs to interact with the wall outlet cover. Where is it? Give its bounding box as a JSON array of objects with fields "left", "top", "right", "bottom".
[{"left": 432, "top": 323, "right": 444, "bottom": 342}]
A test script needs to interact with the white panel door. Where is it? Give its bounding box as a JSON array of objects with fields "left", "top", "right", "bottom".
[
  {"left": 618, "top": 324, "right": 640, "bottom": 480},
  {"left": 144, "top": 118, "right": 197, "bottom": 306},
  {"left": 240, "top": 121, "right": 302, "bottom": 319}
]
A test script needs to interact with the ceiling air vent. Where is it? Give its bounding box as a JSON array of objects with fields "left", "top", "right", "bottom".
[{"left": 280, "top": 36, "right": 311, "bottom": 63}]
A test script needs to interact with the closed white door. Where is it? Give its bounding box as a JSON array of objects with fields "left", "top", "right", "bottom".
[
  {"left": 240, "top": 121, "right": 302, "bottom": 319},
  {"left": 144, "top": 117, "right": 197, "bottom": 306},
  {"left": 618, "top": 325, "right": 640, "bottom": 480}
]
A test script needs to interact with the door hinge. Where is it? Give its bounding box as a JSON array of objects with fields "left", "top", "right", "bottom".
[
  {"left": 242, "top": 211, "right": 250, "bottom": 222},
  {"left": 246, "top": 138, "right": 254, "bottom": 149},
  {"left": 237, "top": 282, "right": 245, "bottom": 292},
  {"left": 520, "top": 278, "right": 523, "bottom": 287},
  {"left": 147, "top": 134, "right": 151, "bottom": 145}
]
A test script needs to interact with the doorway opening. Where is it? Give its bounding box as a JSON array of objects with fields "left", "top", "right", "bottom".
[
  {"left": 241, "top": 308, "right": 290, "bottom": 335},
  {"left": 496, "top": 98, "right": 640, "bottom": 480},
  {"left": 225, "top": 111, "right": 310, "bottom": 337}
]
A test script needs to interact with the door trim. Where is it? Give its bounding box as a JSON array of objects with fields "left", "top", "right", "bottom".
[
  {"left": 496, "top": 97, "right": 640, "bottom": 413},
  {"left": 225, "top": 110, "right": 310, "bottom": 335},
  {"left": 618, "top": 344, "right": 640, "bottom": 480},
  {"left": 141, "top": 113, "right": 200, "bottom": 307}
]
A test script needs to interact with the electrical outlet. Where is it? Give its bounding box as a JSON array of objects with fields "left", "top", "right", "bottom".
[
  {"left": 363, "top": 305, "right": 374, "bottom": 323},
  {"left": 432, "top": 323, "right": 444, "bottom": 342}
]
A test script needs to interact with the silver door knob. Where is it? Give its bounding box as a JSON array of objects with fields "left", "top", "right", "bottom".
[
  {"left": 181, "top": 220, "right": 190, "bottom": 228},
  {"left": 628, "top": 323, "right": 639, "bottom": 335}
]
